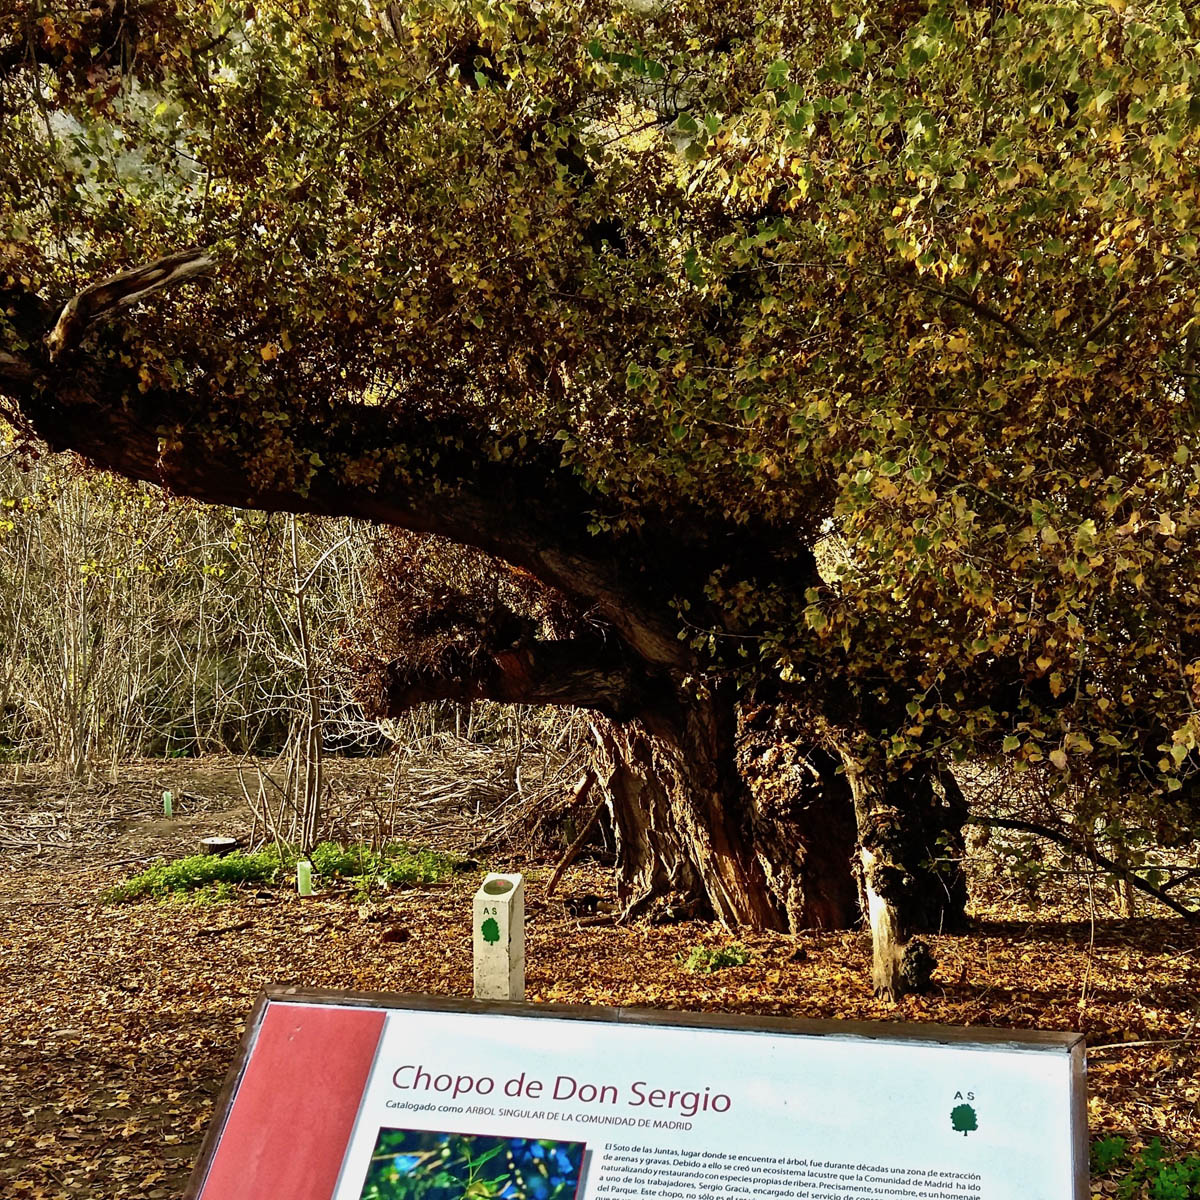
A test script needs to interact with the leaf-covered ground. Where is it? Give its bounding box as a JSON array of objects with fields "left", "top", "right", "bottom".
[{"left": 0, "top": 766, "right": 1197, "bottom": 1198}]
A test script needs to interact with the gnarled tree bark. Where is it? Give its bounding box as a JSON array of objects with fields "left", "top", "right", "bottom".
[
  {"left": 594, "top": 699, "right": 787, "bottom": 929},
  {"left": 841, "top": 748, "right": 968, "bottom": 1000}
]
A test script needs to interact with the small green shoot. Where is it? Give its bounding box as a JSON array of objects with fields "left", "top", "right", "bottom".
[{"left": 679, "top": 943, "right": 752, "bottom": 973}]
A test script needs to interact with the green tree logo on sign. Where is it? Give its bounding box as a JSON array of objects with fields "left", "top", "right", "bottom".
[
  {"left": 951, "top": 1104, "right": 978, "bottom": 1136},
  {"left": 481, "top": 917, "right": 500, "bottom": 945}
]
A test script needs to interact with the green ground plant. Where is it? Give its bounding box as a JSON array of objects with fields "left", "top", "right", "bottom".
[
  {"left": 309, "top": 841, "right": 463, "bottom": 891},
  {"left": 165, "top": 881, "right": 239, "bottom": 906},
  {"left": 680, "top": 944, "right": 752, "bottom": 974},
  {"left": 103, "top": 842, "right": 463, "bottom": 903},
  {"left": 103, "top": 851, "right": 281, "bottom": 902},
  {"left": 1092, "top": 1137, "right": 1200, "bottom": 1200}
]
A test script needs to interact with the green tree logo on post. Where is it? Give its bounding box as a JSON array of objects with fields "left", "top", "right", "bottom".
[
  {"left": 481, "top": 917, "right": 500, "bottom": 945},
  {"left": 951, "top": 1103, "right": 978, "bottom": 1136}
]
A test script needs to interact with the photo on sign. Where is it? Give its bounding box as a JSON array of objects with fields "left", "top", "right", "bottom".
[{"left": 356, "top": 1127, "right": 587, "bottom": 1200}]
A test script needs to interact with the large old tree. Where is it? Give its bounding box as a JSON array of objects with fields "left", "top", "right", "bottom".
[{"left": 3, "top": 0, "right": 1200, "bottom": 996}]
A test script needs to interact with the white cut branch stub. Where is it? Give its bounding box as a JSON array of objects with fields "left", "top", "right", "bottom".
[{"left": 473, "top": 872, "right": 524, "bottom": 1001}]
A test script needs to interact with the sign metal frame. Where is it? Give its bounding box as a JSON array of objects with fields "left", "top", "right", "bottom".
[{"left": 185, "top": 985, "right": 1089, "bottom": 1200}]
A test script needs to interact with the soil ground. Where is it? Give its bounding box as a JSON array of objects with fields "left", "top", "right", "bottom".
[{"left": 0, "top": 759, "right": 1198, "bottom": 1198}]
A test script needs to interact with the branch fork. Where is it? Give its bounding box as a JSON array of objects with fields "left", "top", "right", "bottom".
[{"left": 48, "top": 248, "right": 214, "bottom": 360}]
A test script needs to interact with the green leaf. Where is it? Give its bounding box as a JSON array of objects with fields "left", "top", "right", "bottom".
[{"left": 765, "top": 60, "right": 791, "bottom": 89}]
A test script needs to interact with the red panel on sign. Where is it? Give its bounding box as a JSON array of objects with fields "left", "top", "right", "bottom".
[{"left": 199, "top": 1002, "right": 386, "bottom": 1200}]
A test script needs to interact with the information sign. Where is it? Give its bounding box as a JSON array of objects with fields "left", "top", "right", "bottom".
[{"left": 186, "top": 987, "right": 1087, "bottom": 1200}]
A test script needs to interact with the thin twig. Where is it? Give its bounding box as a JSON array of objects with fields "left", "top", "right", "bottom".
[
  {"left": 546, "top": 771, "right": 600, "bottom": 898},
  {"left": 971, "top": 815, "right": 1200, "bottom": 923},
  {"left": 1087, "top": 1039, "right": 1191, "bottom": 1054}
]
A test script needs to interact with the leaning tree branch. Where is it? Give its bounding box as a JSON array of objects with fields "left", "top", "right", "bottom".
[
  {"left": 1161, "top": 866, "right": 1200, "bottom": 893},
  {"left": 1079, "top": 294, "right": 1129, "bottom": 346},
  {"left": 48, "top": 248, "right": 215, "bottom": 359},
  {"left": 3, "top": 287, "right": 694, "bottom": 669},
  {"left": 4, "top": 255, "right": 823, "bottom": 674},
  {"left": 883, "top": 271, "right": 1043, "bottom": 353},
  {"left": 367, "top": 638, "right": 656, "bottom": 721},
  {"left": 971, "top": 815, "right": 1199, "bottom": 923}
]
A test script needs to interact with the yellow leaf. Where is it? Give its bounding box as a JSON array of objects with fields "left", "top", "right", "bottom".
[
  {"left": 1053, "top": 307, "right": 1070, "bottom": 329},
  {"left": 1049, "top": 748, "right": 1068, "bottom": 770},
  {"left": 260, "top": 343, "right": 279, "bottom": 362}
]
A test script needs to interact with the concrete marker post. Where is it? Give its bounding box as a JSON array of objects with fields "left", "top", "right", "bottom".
[{"left": 473, "top": 872, "right": 524, "bottom": 1001}]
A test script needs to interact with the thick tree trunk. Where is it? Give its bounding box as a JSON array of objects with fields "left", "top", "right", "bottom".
[
  {"left": 844, "top": 754, "right": 915, "bottom": 1001},
  {"left": 594, "top": 707, "right": 787, "bottom": 929},
  {"left": 842, "top": 751, "right": 968, "bottom": 1001},
  {"left": 595, "top": 725, "right": 709, "bottom": 922},
  {"left": 351, "top": 531, "right": 966, "bottom": 962},
  {"left": 592, "top": 694, "right": 860, "bottom": 932},
  {"left": 912, "top": 767, "right": 970, "bottom": 935},
  {"left": 738, "top": 700, "right": 859, "bottom": 930}
]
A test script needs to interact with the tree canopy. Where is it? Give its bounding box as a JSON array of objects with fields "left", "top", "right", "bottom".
[{"left": 4, "top": 0, "right": 1200, "bottom": 916}]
